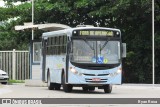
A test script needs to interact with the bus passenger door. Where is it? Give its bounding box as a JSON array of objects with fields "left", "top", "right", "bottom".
[{"left": 42, "top": 39, "right": 47, "bottom": 82}]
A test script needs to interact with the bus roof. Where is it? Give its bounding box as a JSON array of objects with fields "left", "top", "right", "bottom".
[{"left": 42, "top": 27, "right": 121, "bottom": 39}]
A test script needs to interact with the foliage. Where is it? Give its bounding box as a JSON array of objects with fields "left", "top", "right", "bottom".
[
  {"left": 155, "top": 0, "right": 160, "bottom": 83},
  {"left": 0, "top": 0, "right": 160, "bottom": 83},
  {"left": 8, "top": 79, "right": 25, "bottom": 83}
]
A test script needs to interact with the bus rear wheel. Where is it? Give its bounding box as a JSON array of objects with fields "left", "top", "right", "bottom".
[
  {"left": 55, "top": 83, "right": 61, "bottom": 90},
  {"left": 62, "top": 74, "right": 72, "bottom": 92},
  {"left": 104, "top": 84, "right": 112, "bottom": 93},
  {"left": 47, "top": 73, "right": 55, "bottom": 90}
]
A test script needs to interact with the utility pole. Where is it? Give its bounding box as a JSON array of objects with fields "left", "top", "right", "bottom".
[
  {"left": 152, "top": 0, "right": 155, "bottom": 87},
  {"left": 32, "top": 0, "right": 34, "bottom": 40}
]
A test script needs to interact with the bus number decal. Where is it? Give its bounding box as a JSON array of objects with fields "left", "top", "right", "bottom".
[{"left": 56, "top": 64, "right": 63, "bottom": 69}]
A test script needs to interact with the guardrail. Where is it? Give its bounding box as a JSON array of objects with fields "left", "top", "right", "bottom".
[{"left": 0, "top": 49, "right": 30, "bottom": 80}]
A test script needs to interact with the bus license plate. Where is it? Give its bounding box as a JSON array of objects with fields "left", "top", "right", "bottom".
[{"left": 92, "top": 78, "right": 101, "bottom": 81}]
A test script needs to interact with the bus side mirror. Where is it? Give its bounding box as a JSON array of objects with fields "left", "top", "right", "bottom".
[{"left": 122, "top": 43, "right": 126, "bottom": 58}]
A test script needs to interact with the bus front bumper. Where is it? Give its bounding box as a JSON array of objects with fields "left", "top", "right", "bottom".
[{"left": 68, "top": 72, "right": 122, "bottom": 85}]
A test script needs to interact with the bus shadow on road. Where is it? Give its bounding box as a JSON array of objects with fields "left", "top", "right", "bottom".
[
  {"left": 50, "top": 88, "right": 114, "bottom": 94},
  {"left": 71, "top": 90, "right": 107, "bottom": 94}
]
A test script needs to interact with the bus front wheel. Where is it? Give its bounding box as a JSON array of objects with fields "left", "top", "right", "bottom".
[
  {"left": 54, "top": 83, "right": 61, "bottom": 90},
  {"left": 62, "top": 74, "right": 72, "bottom": 92},
  {"left": 104, "top": 84, "right": 112, "bottom": 93}
]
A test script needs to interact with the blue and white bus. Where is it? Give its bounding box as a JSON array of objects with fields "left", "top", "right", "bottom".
[{"left": 41, "top": 26, "right": 126, "bottom": 93}]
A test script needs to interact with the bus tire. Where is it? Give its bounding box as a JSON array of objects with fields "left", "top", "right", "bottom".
[
  {"left": 104, "top": 84, "right": 112, "bottom": 93},
  {"left": 82, "top": 87, "right": 88, "bottom": 91},
  {"left": 89, "top": 86, "right": 95, "bottom": 91},
  {"left": 55, "top": 83, "right": 61, "bottom": 90},
  {"left": 62, "top": 74, "right": 72, "bottom": 92},
  {"left": 47, "top": 72, "right": 55, "bottom": 90}
]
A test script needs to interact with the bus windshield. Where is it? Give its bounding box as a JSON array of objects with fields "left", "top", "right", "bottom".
[{"left": 70, "top": 39, "right": 120, "bottom": 64}]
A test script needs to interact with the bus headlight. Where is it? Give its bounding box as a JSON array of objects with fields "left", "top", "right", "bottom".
[
  {"left": 109, "top": 68, "right": 122, "bottom": 77},
  {"left": 117, "top": 68, "right": 122, "bottom": 74},
  {"left": 70, "top": 67, "right": 78, "bottom": 74}
]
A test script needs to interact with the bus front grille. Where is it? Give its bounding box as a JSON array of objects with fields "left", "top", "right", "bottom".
[{"left": 85, "top": 78, "right": 107, "bottom": 83}]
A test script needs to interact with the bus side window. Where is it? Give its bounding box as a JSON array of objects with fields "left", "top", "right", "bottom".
[
  {"left": 61, "top": 36, "right": 63, "bottom": 54},
  {"left": 58, "top": 36, "right": 61, "bottom": 55},
  {"left": 51, "top": 37, "right": 53, "bottom": 55},
  {"left": 51, "top": 37, "right": 54, "bottom": 55},
  {"left": 64, "top": 36, "right": 67, "bottom": 53},
  {"left": 53, "top": 37, "right": 56, "bottom": 55},
  {"left": 55, "top": 37, "right": 58, "bottom": 55},
  {"left": 60, "top": 36, "right": 64, "bottom": 54},
  {"left": 63, "top": 35, "right": 67, "bottom": 54},
  {"left": 46, "top": 38, "right": 49, "bottom": 55}
]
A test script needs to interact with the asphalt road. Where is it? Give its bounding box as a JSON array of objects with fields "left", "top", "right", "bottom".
[{"left": 0, "top": 83, "right": 160, "bottom": 107}]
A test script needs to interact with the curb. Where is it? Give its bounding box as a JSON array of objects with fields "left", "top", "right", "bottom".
[{"left": 25, "top": 79, "right": 47, "bottom": 87}]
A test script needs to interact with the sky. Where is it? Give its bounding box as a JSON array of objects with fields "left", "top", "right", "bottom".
[
  {"left": 0, "top": 0, "right": 5, "bottom": 7},
  {"left": 0, "top": 0, "right": 22, "bottom": 7}
]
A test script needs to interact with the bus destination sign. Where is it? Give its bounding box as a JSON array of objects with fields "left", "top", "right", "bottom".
[{"left": 79, "top": 30, "right": 114, "bottom": 36}]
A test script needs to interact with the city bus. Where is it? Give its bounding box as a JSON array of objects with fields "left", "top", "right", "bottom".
[{"left": 41, "top": 26, "right": 126, "bottom": 93}]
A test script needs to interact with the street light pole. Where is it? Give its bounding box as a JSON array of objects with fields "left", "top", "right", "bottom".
[
  {"left": 30, "top": 0, "right": 34, "bottom": 79},
  {"left": 32, "top": 0, "right": 34, "bottom": 40},
  {"left": 152, "top": 0, "right": 155, "bottom": 87}
]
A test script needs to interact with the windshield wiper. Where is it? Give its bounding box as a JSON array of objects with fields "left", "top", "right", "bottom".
[
  {"left": 83, "top": 38, "right": 95, "bottom": 50},
  {"left": 100, "top": 40, "right": 109, "bottom": 51},
  {"left": 83, "top": 38, "right": 96, "bottom": 58}
]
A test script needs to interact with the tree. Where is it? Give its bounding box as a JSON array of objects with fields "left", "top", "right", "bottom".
[
  {"left": 0, "top": 0, "right": 159, "bottom": 83},
  {"left": 155, "top": 0, "right": 160, "bottom": 83}
]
